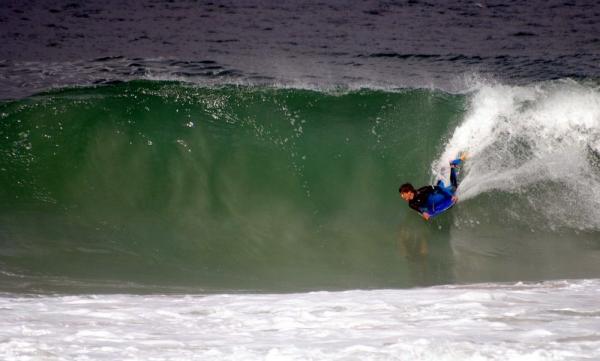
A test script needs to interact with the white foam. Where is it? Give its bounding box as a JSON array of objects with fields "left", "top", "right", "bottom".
[
  {"left": 434, "top": 79, "right": 600, "bottom": 230},
  {"left": 1, "top": 279, "right": 600, "bottom": 360}
]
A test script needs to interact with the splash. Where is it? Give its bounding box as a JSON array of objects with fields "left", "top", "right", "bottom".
[{"left": 435, "top": 80, "right": 600, "bottom": 230}]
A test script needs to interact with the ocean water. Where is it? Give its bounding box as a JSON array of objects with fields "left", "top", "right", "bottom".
[
  {"left": 2, "top": 0, "right": 600, "bottom": 99},
  {"left": 1, "top": 1, "right": 600, "bottom": 360}
]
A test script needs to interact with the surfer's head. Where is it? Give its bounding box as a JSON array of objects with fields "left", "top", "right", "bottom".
[{"left": 399, "top": 183, "right": 415, "bottom": 201}]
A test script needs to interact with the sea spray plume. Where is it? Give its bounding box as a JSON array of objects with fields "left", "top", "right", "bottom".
[{"left": 434, "top": 80, "right": 600, "bottom": 230}]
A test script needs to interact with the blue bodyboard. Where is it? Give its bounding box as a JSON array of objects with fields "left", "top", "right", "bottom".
[{"left": 428, "top": 196, "right": 456, "bottom": 218}]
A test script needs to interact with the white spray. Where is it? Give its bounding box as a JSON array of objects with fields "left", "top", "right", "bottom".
[{"left": 434, "top": 79, "right": 600, "bottom": 230}]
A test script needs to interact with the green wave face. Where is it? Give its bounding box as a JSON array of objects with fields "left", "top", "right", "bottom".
[
  {"left": 7, "top": 80, "right": 600, "bottom": 293},
  {"left": 0, "top": 81, "right": 465, "bottom": 291}
]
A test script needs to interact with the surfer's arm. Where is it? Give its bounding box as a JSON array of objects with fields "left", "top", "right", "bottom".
[
  {"left": 409, "top": 202, "right": 431, "bottom": 220},
  {"left": 409, "top": 186, "right": 436, "bottom": 219},
  {"left": 409, "top": 202, "right": 423, "bottom": 214}
]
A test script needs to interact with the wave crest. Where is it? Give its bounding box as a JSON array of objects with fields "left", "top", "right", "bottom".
[{"left": 436, "top": 80, "right": 600, "bottom": 230}]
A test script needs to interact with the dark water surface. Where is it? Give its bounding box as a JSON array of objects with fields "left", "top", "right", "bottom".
[{"left": 1, "top": 0, "right": 599, "bottom": 99}]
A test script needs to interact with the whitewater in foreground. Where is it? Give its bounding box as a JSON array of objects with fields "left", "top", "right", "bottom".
[{"left": 2, "top": 279, "right": 600, "bottom": 361}]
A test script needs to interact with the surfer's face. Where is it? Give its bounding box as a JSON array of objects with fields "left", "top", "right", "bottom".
[{"left": 400, "top": 191, "right": 414, "bottom": 201}]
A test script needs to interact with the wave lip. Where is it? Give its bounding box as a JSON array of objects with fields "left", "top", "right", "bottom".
[{"left": 0, "top": 58, "right": 246, "bottom": 100}]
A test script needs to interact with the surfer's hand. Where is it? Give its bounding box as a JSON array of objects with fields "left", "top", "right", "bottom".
[
  {"left": 422, "top": 212, "right": 430, "bottom": 220},
  {"left": 452, "top": 195, "right": 458, "bottom": 203}
]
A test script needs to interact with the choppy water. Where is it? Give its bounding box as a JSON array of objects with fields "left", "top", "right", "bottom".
[{"left": 1, "top": 0, "right": 600, "bottom": 99}]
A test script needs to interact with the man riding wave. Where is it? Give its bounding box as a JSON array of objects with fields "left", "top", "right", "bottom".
[{"left": 399, "top": 153, "right": 467, "bottom": 220}]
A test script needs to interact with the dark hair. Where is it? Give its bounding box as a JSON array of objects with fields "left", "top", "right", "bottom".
[{"left": 399, "top": 183, "right": 415, "bottom": 194}]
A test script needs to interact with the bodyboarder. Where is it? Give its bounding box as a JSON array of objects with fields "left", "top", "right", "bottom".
[{"left": 399, "top": 153, "right": 467, "bottom": 220}]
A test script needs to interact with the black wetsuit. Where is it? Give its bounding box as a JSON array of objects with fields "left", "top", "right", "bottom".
[
  {"left": 408, "top": 162, "right": 460, "bottom": 215},
  {"left": 408, "top": 186, "right": 438, "bottom": 215}
]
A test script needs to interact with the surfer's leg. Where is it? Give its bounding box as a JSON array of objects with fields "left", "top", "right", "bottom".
[
  {"left": 450, "top": 166, "right": 458, "bottom": 189},
  {"left": 436, "top": 179, "right": 455, "bottom": 198},
  {"left": 449, "top": 158, "right": 462, "bottom": 189},
  {"left": 449, "top": 152, "right": 467, "bottom": 189}
]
